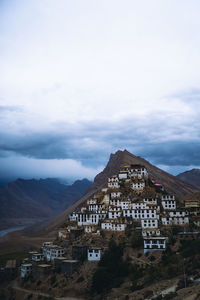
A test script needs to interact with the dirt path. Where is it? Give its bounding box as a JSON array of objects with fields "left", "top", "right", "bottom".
[
  {"left": 12, "top": 280, "right": 53, "bottom": 297},
  {"left": 12, "top": 280, "right": 84, "bottom": 299}
]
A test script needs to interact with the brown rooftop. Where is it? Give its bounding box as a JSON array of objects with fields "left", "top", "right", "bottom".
[{"left": 38, "top": 264, "right": 51, "bottom": 268}]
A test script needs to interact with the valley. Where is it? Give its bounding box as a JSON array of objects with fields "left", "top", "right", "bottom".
[{"left": 1, "top": 150, "right": 200, "bottom": 300}]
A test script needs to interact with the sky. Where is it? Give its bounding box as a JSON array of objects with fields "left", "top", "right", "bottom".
[{"left": 1, "top": 0, "right": 200, "bottom": 182}]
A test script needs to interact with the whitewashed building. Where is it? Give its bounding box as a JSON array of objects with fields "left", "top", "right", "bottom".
[
  {"left": 108, "top": 176, "right": 120, "bottom": 188},
  {"left": 121, "top": 201, "right": 131, "bottom": 210},
  {"left": 123, "top": 209, "right": 133, "bottom": 218},
  {"left": 84, "top": 225, "right": 100, "bottom": 234},
  {"left": 169, "top": 211, "right": 189, "bottom": 218},
  {"left": 87, "top": 199, "right": 97, "bottom": 205},
  {"left": 118, "top": 171, "right": 128, "bottom": 179},
  {"left": 142, "top": 229, "right": 160, "bottom": 237},
  {"left": 108, "top": 209, "right": 122, "bottom": 219},
  {"left": 110, "top": 198, "right": 122, "bottom": 207},
  {"left": 141, "top": 219, "right": 158, "bottom": 228},
  {"left": 31, "top": 253, "right": 44, "bottom": 262},
  {"left": 132, "top": 182, "right": 145, "bottom": 190},
  {"left": 129, "top": 165, "right": 148, "bottom": 178},
  {"left": 42, "top": 245, "right": 65, "bottom": 261},
  {"left": 131, "top": 202, "right": 149, "bottom": 210},
  {"left": 21, "top": 264, "right": 32, "bottom": 278},
  {"left": 88, "top": 203, "right": 103, "bottom": 212},
  {"left": 77, "top": 212, "right": 106, "bottom": 226},
  {"left": 101, "top": 220, "right": 126, "bottom": 231},
  {"left": 69, "top": 212, "right": 78, "bottom": 222},
  {"left": 161, "top": 195, "right": 176, "bottom": 210},
  {"left": 42, "top": 241, "right": 54, "bottom": 247},
  {"left": 123, "top": 209, "right": 159, "bottom": 220},
  {"left": 162, "top": 195, "right": 175, "bottom": 201},
  {"left": 88, "top": 248, "right": 102, "bottom": 261},
  {"left": 162, "top": 216, "right": 189, "bottom": 226},
  {"left": 110, "top": 191, "right": 122, "bottom": 199},
  {"left": 144, "top": 237, "right": 167, "bottom": 253},
  {"left": 162, "top": 200, "right": 176, "bottom": 210},
  {"left": 143, "top": 198, "right": 158, "bottom": 205}
]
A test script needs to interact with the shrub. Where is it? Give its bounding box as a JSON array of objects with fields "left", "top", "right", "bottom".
[
  {"left": 91, "top": 239, "right": 128, "bottom": 294},
  {"left": 50, "top": 275, "right": 56, "bottom": 285},
  {"left": 163, "top": 292, "right": 177, "bottom": 300},
  {"left": 149, "top": 255, "right": 156, "bottom": 262},
  {"left": 76, "top": 276, "right": 84, "bottom": 283},
  {"left": 25, "top": 294, "right": 33, "bottom": 300},
  {"left": 131, "top": 232, "right": 143, "bottom": 249},
  {"left": 130, "top": 264, "right": 143, "bottom": 281},
  {"left": 37, "top": 280, "right": 42, "bottom": 286},
  {"left": 179, "top": 240, "right": 200, "bottom": 258}
]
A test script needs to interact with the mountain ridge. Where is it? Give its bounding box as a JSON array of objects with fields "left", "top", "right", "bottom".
[
  {"left": 0, "top": 177, "right": 92, "bottom": 230},
  {"left": 43, "top": 149, "right": 200, "bottom": 236},
  {"left": 177, "top": 168, "right": 200, "bottom": 187}
]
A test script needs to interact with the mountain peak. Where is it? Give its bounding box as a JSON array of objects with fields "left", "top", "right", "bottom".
[
  {"left": 94, "top": 150, "right": 199, "bottom": 198},
  {"left": 44, "top": 150, "right": 200, "bottom": 234}
]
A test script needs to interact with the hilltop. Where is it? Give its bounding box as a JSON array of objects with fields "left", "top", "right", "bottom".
[
  {"left": 2, "top": 155, "right": 200, "bottom": 300},
  {"left": 44, "top": 150, "right": 199, "bottom": 234}
]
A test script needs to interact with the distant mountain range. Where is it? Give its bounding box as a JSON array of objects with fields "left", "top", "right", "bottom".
[
  {"left": 45, "top": 150, "right": 200, "bottom": 234},
  {"left": 0, "top": 178, "right": 92, "bottom": 229},
  {"left": 177, "top": 169, "right": 200, "bottom": 187}
]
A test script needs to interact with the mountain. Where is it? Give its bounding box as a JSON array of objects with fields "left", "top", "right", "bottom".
[
  {"left": 176, "top": 169, "right": 200, "bottom": 187},
  {"left": 45, "top": 150, "right": 200, "bottom": 234},
  {"left": 0, "top": 178, "right": 92, "bottom": 229}
]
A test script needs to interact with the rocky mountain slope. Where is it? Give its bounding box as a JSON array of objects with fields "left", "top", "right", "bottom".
[
  {"left": 44, "top": 150, "right": 200, "bottom": 235},
  {"left": 177, "top": 168, "right": 200, "bottom": 187},
  {"left": 0, "top": 178, "right": 92, "bottom": 229}
]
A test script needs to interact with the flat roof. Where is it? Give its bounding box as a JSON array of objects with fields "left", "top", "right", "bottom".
[
  {"left": 44, "top": 245, "right": 64, "bottom": 249},
  {"left": 89, "top": 247, "right": 102, "bottom": 250},
  {"left": 178, "top": 232, "right": 199, "bottom": 235},
  {"left": 144, "top": 237, "right": 167, "bottom": 240},
  {"left": 38, "top": 264, "right": 51, "bottom": 268},
  {"left": 63, "top": 260, "right": 79, "bottom": 263},
  {"left": 22, "top": 264, "right": 32, "bottom": 267}
]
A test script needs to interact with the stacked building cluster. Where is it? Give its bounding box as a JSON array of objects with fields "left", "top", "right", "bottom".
[
  {"left": 68, "top": 164, "right": 191, "bottom": 253},
  {"left": 19, "top": 164, "right": 200, "bottom": 279},
  {"left": 20, "top": 242, "right": 102, "bottom": 278}
]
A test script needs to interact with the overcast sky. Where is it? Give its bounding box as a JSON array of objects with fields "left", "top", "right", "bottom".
[{"left": 1, "top": 0, "right": 200, "bottom": 182}]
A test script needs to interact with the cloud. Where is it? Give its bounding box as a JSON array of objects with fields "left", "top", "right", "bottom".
[
  {"left": 0, "top": 154, "right": 103, "bottom": 181},
  {"left": 0, "top": 105, "right": 21, "bottom": 112},
  {"left": 0, "top": 110, "right": 200, "bottom": 171},
  {"left": 1, "top": 1, "right": 200, "bottom": 179}
]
